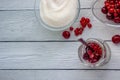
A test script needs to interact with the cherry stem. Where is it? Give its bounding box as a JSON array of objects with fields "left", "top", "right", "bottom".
[{"left": 78, "top": 38, "right": 94, "bottom": 52}]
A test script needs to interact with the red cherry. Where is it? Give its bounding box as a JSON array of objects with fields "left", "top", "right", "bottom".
[
  {"left": 80, "top": 19, "right": 87, "bottom": 28},
  {"left": 105, "top": 1, "right": 110, "bottom": 7},
  {"left": 118, "top": 1, "right": 120, "bottom": 5},
  {"left": 78, "top": 28, "right": 84, "bottom": 35},
  {"left": 83, "top": 53, "right": 89, "bottom": 60},
  {"left": 98, "top": 48, "right": 102, "bottom": 55},
  {"left": 83, "top": 42, "right": 103, "bottom": 63},
  {"left": 114, "top": 12, "right": 118, "bottom": 17},
  {"left": 81, "top": 17, "right": 86, "bottom": 21},
  {"left": 114, "top": 17, "right": 120, "bottom": 23},
  {"left": 87, "top": 23, "right": 92, "bottom": 28},
  {"left": 74, "top": 28, "right": 79, "bottom": 36},
  {"left": 62, "top": 31, "right": 70, "bottom": 39},
  {"left": 112, "top": 35, "right": 120, "bottom": 44},
  {"left": 110, "top": 4, "right": 115, "bottom": 8},
  {"left": 74, "top": 27, "right": 83, "bottom": 36},
  {"left": 87, "top": 50, "right": 94, "bottom": 58},
  {"left": 108, "top": 8, "right": 114, "bottom": 13},
  {"left": 115, "top": 0, "right": 118, "bottom": 4},
  {"left": 89, "top": 43, "right": 95, "bottom": 48},
  {"left": 107, "top": 6, "right": 111, "bottom": 10},
  {"left": 106, "top": 13, "right": 114, "bottom": 20},
  {"left": 69, "top": 26, "right": 74, "bottom": 31},
  {"left": 116, "top": 9, "right": 120, "bottom": 13},
  {"left": 101, "top": 7, "right": 108, "bottom": 14},
  {"left": 86, "top": 18, "right": 90, "bottom": 23},
  {"left": 110, "top": 1, "right": 114, "bottom": 4}
]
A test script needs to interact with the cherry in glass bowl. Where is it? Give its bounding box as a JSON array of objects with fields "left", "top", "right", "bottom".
[
  {"left": 34, "top": 0, "right": 80, "bottom": 31},
  {"left": 78, "top": 38, "right": 111, "bottom": 67},
  {"left": 92, "top": 0, "right": 120, "bottom": 27}
]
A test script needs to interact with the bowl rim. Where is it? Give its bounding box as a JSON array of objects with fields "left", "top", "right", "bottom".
[{"left": 34, "top": 0, "right": 81, "bottom": 31}]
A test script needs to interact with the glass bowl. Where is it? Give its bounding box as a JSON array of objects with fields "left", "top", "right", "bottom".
[
  {"left": 34, "top": 0, "right": 80, "bottom": 31},
  {"left": 92, "top": 0, "right": 120, "bottom": 27},
  {"left": 78, "top": 38, "right": 111, "bottom": 67}
]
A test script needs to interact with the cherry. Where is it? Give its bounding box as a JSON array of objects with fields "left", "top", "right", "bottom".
[
  {"left": 74, "top": 27, "right": 83, "bottom": 36},
  {"left": 87, "top": 23, "right": 92, "bottom": 28},
  {"left": 69, "top": 26, "right": 74, "bottom": 31},
  {"left": 106, "top": 13, "right": 114, "bottom": 20},
  {"left": 112, "top": 35, "right": 120, "bottom": 44},
  {"left": 114, "top": 12, "right": 118, "bottom": 17},
  {"left": 74, "top": 28, "right": 80, "bottom": 36},
  {"left": 78, "top": 28, "right": 84, "bottom": 35},
  {"left": 114, "top": 17, "right": 120, "bottom": 23},
  {"left": 101, "top": 7, "right": 108, "bottom": 14},
  {"left": 80, "top": 19, "right": 87, "bottom": 28},
  {"left": 111, "top": 4, "right": 115, "bottom": 8},
  {"left": 105, "top": 1, "right": 110, "bottom": 7},
  {"left": 83, "top": 53, "right": 89, "bottom": 60},
  {"left": 87, "top": 50, "right": 94, "bottom": 58},
  {"left": 83, "top": 42, "right": 103, "bottom": 63},
  {"left": 108, "top": 8, "right": 114, "bottom": 13},
  {"left": 110, "top": 1, "right": 114, "bottom": 4},
  {"left": 101, "top": 0, "right": 120, "bottom": 23},
  {"left": 62, "top": 31, "right": 70, "bottom": 39},
  {"left": 86, "top": 18, "right": 90, "bottom": 23},
  {"left": 81, "top": 17, "right": 86, "bottom": 21}
]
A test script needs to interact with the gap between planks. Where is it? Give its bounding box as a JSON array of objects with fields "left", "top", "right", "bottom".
[{"left": 0, "top": 40, "right": 111, "bottom": 43}]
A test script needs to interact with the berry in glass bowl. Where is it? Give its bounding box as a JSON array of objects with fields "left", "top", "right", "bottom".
[
  {"left": 78, "top": 38, "right": 111, "bottom": 67},
  {"left": 92, "top": 0, "right": 120, "bottom": 27}
]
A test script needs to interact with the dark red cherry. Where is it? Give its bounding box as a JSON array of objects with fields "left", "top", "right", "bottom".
[{"left": 112, "top": 35, "right": 120, "bottom": 44}]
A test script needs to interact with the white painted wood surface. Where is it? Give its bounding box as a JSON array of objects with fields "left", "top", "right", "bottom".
[
  {"left": 0, "top": 0, "right": 93, "bottom": 10},
  {"left": 0, "top": 0, "right": 120, "bottom": 80},
  {"left": 0, "top": 70, "right": 120, "bottom": 80},
  {"left": 0, "top": 10, "right": 120, "bottom": 41},
  {"left": 0, "top": 42, "right": 119, "bottom": 69}
]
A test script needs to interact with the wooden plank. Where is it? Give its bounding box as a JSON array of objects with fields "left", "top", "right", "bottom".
[
  {"left": 0, "top": 10, "right": 119, "bottom": 41},
  {"left": 0, "top": 42, "right": 119, "bottom": 69},
  {"left": 0, "top": 0, "right": 93, "bottom": 10},
  {"left": 0, "top": 70, "right": 120, "bottom": 80}
]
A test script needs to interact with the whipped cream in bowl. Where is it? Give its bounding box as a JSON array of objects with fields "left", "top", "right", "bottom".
[{"left": 35, "top": 0, "right": 80, "bottom": 31}]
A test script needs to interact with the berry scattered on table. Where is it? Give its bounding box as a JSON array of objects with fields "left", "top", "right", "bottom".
[
  {"left": 112, "top": 35, "right": 120, "bottom": 44},
  {"left": 62, "top": 31, "right": 70, "bottom": 39},
  {"left": 69, "top": 26, "right": 74, "bottom": 31},
  {"left": 87, "top": 23, "right": 92, "bottom": 28},
  {"left": 62, "top": 17, "right": 92, "bottom": 39},
  {"left": 74, "top": 27, "right": 83, "bottom": 36}
]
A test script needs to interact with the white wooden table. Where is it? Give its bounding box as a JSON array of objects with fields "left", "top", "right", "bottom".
[{"left": 0, "top": 0, "right": 120, "bottom": 80}]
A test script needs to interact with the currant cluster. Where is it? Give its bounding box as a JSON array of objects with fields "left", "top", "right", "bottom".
[
  {"left": 101, "top": 0, "right": 120, "bottom": 23},
  {"left": 62, "top": 17, "right": 92, "bottom": 39},
  {"left": 83, "top": 42, "right": 102, "bottom": 63}
]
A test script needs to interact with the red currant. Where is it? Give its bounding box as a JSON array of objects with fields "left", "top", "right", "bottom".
[
  {"left": 112, "top": 35, "right": 120, "bottom": 44},
  {"left": 108, "top": 8, "right": 114, "bottom": 13},
  {"left": 114, "top": 17, "right": 120, "bottom": 23},
  {"left": 106, "top": 13, "right": 114, "bottom": 20},
  {"left": 83, "top": 53, "right": 89, "bottom": 60},
  {"left": 62, "top": 31, "right": 70, "bottom": 39},
  {"left": 86, "top": 18, "right": 90, "bottom": 23},
  {"left": 87, "top": 23, "right": 92, "bottom": 28},
  {"left": 69, "top": 26, "right": 74, "bottom": 31},
  {"left": 101, "top": 7, "right": 108, "bottom": 14}
]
